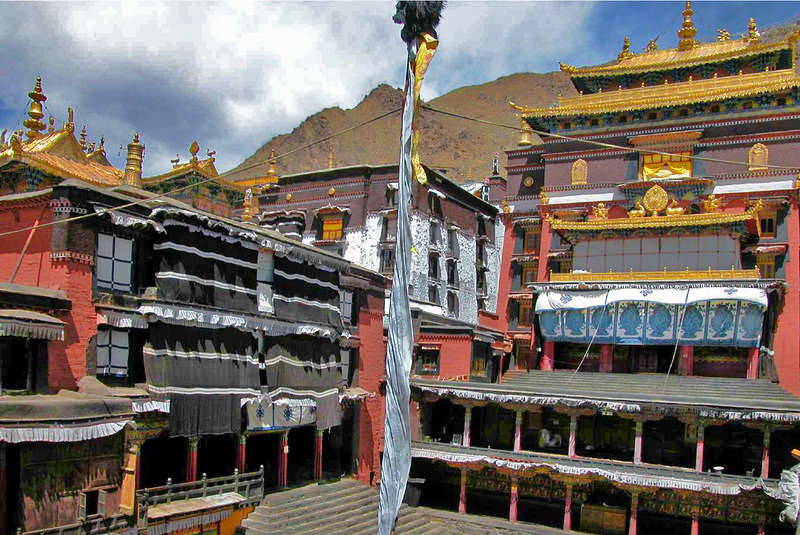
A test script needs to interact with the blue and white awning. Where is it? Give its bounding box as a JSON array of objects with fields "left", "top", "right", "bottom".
[{"left": 535, "top": 287, "right": 767, "bottom": 348}]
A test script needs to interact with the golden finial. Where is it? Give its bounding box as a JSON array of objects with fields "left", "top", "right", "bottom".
[
  {"left": 99, "top": 135, "right": 105, "bottom": 152},
  {"left": 189, "top": 141, "right": 200, "bottom": 163},
  {"left": 748, "top": 18, "right": 760, "bottom": 42},
  {"left": 501, "top": 199, "right": 510, "bottom": 213},
  {"left": 467, "top": 168, "right": 473, "bottom": 181},
  {"left": 618, "top": 36, "right": 634, "bottom": 61},
  {"left": 328, "top": 187, "right": 336, "bottom": 197},
  {"left": 678, "top": 1, "right": 697, "bottom": 51},
  {"left": 65, "top": 108, "right": 74, "bottom": 134},
  {"left": 124, "top": 132, "right": 145, "bottom": 187},
  {"left": 10, "top": 132, "right": 22, "bottom": 155},
  {"left": 643, "top": 37, "right": 659, "bottom": 53},
  {"left": 48, "top": 116, "right": 55, "bottom": 133},
  {"left": 89, "top": 142, "right": 95, "bottom": 153},
  {"left": 328, "top": 145, "right": 334, "bottom": 169},
  {"left": 518, "top": 117, "right": 533, "bottom": 146},
  {"left": 717, "top": 29, "right": 731, "bottom": 41},
  {"left": 79, "top": 126, "right": 87, "bottom": 151},
  {"left": 242, "top": 188, "right": 254, "bottom": 221},
  {"left": 23, "top": 77, "right": 47, "bottom": 139},
  {"left": 206, "top": 149, "right": 216, "bottom": 160},
  {"left": 267, "top": 148, "right": 278, "bottom": 178},
  {"left": 539, "top": 191, "right": 549, "bottom": 205}
]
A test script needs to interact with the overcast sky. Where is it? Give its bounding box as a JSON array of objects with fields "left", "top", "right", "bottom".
[{"left": 2, "top": 1, "right": 798, "bottom": 175}]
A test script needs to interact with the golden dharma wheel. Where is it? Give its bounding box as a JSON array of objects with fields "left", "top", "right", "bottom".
[{"left": 643, "top": 184, "right": 668, "bottom": 214}]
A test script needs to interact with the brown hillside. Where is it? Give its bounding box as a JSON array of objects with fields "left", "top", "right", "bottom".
[{"left": 225, "top": 71, "right": 576, "bottom": 183}]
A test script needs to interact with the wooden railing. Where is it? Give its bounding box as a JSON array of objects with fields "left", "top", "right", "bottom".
[
  {"left": 18, "top": 514, "right": 132, "bottom": 535},
  {"left": 136, "top": 467, "right": 265, "bottom": 531}
]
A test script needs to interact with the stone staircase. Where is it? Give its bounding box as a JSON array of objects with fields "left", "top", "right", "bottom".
[
  {"left": 237, "top": 478, "right": 565, "bottom": 535},
  {"left": 237, "top": 478, "right": 435, "bottom": 535}
]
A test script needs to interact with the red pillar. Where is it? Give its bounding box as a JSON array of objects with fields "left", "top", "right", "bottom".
[
  {"left": 278, "top": 431, "right": 289, "bottom": 487},
  {"left": 599, "top": 344, "right": 613, "bottom": 373},
  {"left": 314, "top": 429, "right": 323, "bottom": 481},
  {"left": 187, "top": 436, "right": 199, "bottom": 482},
  {"left": 514, "top": 410, "right": 523, "bottom": 452},
  {"left": 542, "top": 341, "right": 555, "bottom": 371},
  {"left": 761, "top": 428, "right": 771, "bottom": 479},
  {"left": 774, "top": 199, "right": 800, "bottom": 396},
  {"left": 679, "top": 346, "right": 694, "bottom": 376},
  {"left": 691, "top": 513, "right": 699, "bottom": 535},
  {"left": 628, "top": 492, "right": 638, "bottom": 535},
  {"left": 634, "top": 420, "right": 644, "bottom": 465},
  {"left": 695, "top": 425, "right": 705, "bottom": 472},
  {"left": 509, "top": 475, "right": 519, "bottom": 523},
  {"left": 462, "top": 406, "right": 472, "bottom": 447},
  {"left": 537, "top": 216, "right": 553, "bottom": 282},
  {"left": 237, "top": 433, "right": 247, "bottom": 473},
  {"left": 458, "top": 469, "right": 467, "bottom": 515},
  {"left": 568, "top": 414, "right": 578, "bottom": 458},
  {"left": 747, "top": 347, "right": 760, "bottom": 379},
  {"left": 135, "top": 443, "right": 143, "bottom": 489},
  {"left": 563, "top": 483, "right": 573, "bottom": 531}
]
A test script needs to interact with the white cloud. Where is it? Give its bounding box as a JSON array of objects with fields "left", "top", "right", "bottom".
[{"left": 0, "top": 1, "right": 594, "bottom": 175}]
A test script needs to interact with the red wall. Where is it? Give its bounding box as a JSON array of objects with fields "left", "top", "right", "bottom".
[
  {"left": 774, "top": 201, "right": 800, "bottom": 395},
  {"left": 356, "top": 292, "right": 386, "bottom": 485}
]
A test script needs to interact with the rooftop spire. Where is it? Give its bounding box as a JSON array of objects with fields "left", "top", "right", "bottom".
[
  {"left": 678, "top": 1, "right": 697, "bottom": 51},
  {"left": 23, "top": 77, "right": 47, "bottom": 139},
  {"left": 80, "top": 126, "right": 87, "bottom": 151},
  {"left": 617, "top": 36, "right": 633, "bottom": 61},
  {"left": 328, "top": 145, "right": 334, "bottom": 169},
  {"left": 267, "top": 148, "right": 278, "bottom": 179},
  {"left": 748, "top": 18, "right": 760, "bottom": 42},
  {"left": 189, "top": 140, "right": 200, "bottom": 164},
  {"left": 124, "top": 132, "right": 144, "bottom": 187}
]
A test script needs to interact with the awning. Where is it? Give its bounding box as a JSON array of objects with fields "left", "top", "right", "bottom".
[
  {"left": 96, "top": 307, "right": 148, "bottom": 329},
  {"left": 0, "top": 309, "right": 65, "bottom": 340},
  {"left": 147, "top": 494, "right": 242, "bottom": 535},
  {"left": 535, "top": 287, "right": 768, "bottom": 312},
  {"left": 0, "top": 282, "right": 71, "bottom": 310}
]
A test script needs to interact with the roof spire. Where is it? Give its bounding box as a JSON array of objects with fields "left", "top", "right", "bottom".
[
  {"left": 267, "top": 148, "right": 278, "bottom": 179},
  {"left": 518, "top": 117, "right": 533, "bottom": 146},
  {"left": 124, "top": 132, "right": 144, "bottom": 187},
  {"left": 189, "top": 140, "right": 200, "bottom": 164},
  {"left": 48, "top": 116, "right": 55, "bottom": 133},
  {"left": 65, "top": 108, "right": 74, "bottom": 134},
  {"left": 328, "top": 145, "right": 334, "bottom": 169},
  {"left": 617, "top": 36, "right": 634, "bottom": 61},
  {"left": 80, "top": 126, "right": 87, "bottom": 151},
  {"left": 23, "top": 77, "right": 47, "bottom": 139},
  {"left": 677, "top": 1, "right": 697, "bottom": 51},
  {"left": 748, "top": 18, "right": 760, "bottom": 42}
]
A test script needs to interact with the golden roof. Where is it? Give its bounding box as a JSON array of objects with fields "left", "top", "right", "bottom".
[
  {"left": 560, "top": 35, "right": 794, "bottom": 78},
  {"left": 522, "top": 69, "right": 800, "bottom": 118}
]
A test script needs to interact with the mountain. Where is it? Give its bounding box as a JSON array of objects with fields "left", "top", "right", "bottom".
[{"left": 225, "top": 72, "right": 577, "bottom": 183}]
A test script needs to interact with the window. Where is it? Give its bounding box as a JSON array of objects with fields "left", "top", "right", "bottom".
[
  {"left": 379, "top": 248, "right": 394, "bottom": 274},
  {"left": 678, "top": 108, "right": 689, "bottom": 117},
  {"left": 381, "top": 217, "right": 397, "bottom": 242},
  {"left": 710, "top": 105, "right": 720, "bottom": 113},
  {"left": 647, "top": 112, "right": 658, "bottom": 120},
  {"left": 476, "top": 270, "right": 486, "bottom": 295},
  {"left": 428, "top": 284, "right": 439, "bottom": 304},
  {"left": 760, "top": 213, "right": 777, "bottom": 238},
  {"left": 617, "top": 115, "right": 628, "bottom": 124},
  {"left": 523, "top": 230, "right": 541, "bottom": 253},
  {"left": 641, "top": 151, "right": 691, "bottom": 180},
  {"left": 476, "top": 242, "right": 486, "bottom": 266},
  {"left": 321, "top": 217, "right": 344, "bottom": 240},
  {"left": 428, "top": 192, "right": 443, "bottom": 217},
  {"left": 477, "top": 296, "right": 487, "bottom": 311},
  {"left": 471, "top": 353, "right": 486, "bottom": 376},
  {"left": 521, "top": 266, "right": 537, "bottom": 285},
  {"left": 340, "top": 289, "right": 354, "bottom": 325},
  {"left": 590, "top": 118, "right": 599, "bottom": 126},
  {"left": 560, "top": 259, "right": 573, "bottom": 274},
  {"left": 79, "top": 488, "right": 109, "bottom": 519},
  {"left": 447, "top": 228, "right": 459, "bottom": 257},
  {"left": 447, "top": 291, "right": 459, "bottom": 316},
  {"left": 386, "top": 185, "right": 398, "bottom": 207},
  {"left": 428, "top": 253, "right": 439, "bottom": 279},
  {"left": 778, "top": 98, "right": 787, "bottom": 106},
  {"left": 96, "top": 233, "right": 133, "bottom": 293},
  {"left": 0, "top": 337, "right": 43, "bottom": 393},
  {"left": 477, "top": 216, "right": 487, "bottom": 237},
  {"left": 446, "top": 259, "right": 458, "bottom": 287},
  {"left": 757, "top": 255, "right": 776, "bottom": 278},
  {"left": 518, "top": 302, "right": 533, "bottom": 327},
  {"left": 416, "top": 346, "right": 440, "bottom": 375},
  {"left": 97, "top": 328, "right": 130, "bottom": 377},
  {"left": 430, "top": 220, "right": 440, "bottom": 245},
  {"left": 257, "top": 249, "right": 275, "bottom": 314}
]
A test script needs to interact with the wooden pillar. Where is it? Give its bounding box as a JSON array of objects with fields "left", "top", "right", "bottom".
[
  {"left": 314, "top": 429, "right": 323, "bottom": 481},
  {"left": 628, "top": 491, "right": 639, "bottom": 535},
  {"left": 462, "top": 406, "right": 472, "bottom": 447},
  {"left": 509, "top": 475, "right": 519, "bottom": 523},
  {"left": 279, "top": 431, "right": 289, "bottom": 487},
  {"left": 542, "top": 341, "right": 555, "bottom": 371},
  {"left": 187, "top": 436, "right": 199, "bottom": 482},
  {"left": 634, "top": 420, "right": 644, "bottom": 465},
  {"left": 237, "top": 433, "right": 247, "bottom": 473},
  {"left": 761, "top": 428, "right": 771, "bottom": 479},
  {"left": 458, "top": 469, "right": 467, "bottom": 515},
  {"left": 514, "top": 410, "right": 524, "bottom": 452},
  {"left": 563, "top": 483, "right": 573, "bottom": 531},
  {"left": 690, "top": 502, "right": 700, "bottom": 535},
  {"left": 568, "top": 413, "right": 578, "bottom": 458},
  {"left": 679, "top": 346, "right": 694, "bottom": 376},
  {"left": 747, "top": 347, "right": 760, "bottom": 379},
  {"left": 695, "top": 425, "right": 705, "bottom": 472},
  {"left": 599, "top": 344, "right": 614, "bottom": 373}
]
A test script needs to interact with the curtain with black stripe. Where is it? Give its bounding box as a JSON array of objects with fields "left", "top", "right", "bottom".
[{"left": 272, "top": 256, "right": 343, "bottom": 328}]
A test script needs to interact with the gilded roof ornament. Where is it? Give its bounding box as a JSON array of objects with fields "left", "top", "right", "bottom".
[
  {"left": 189, "top": 141, "right": 200, "bottom": 163},
  {"left": 23, "top": 77, "right": 47, "bottom": 139},
  {"left": 206, "top": 149, "right": 216, "bottom": 160},
  {"left": 748, "top": 18, "right": 760, "bottom": 42},
  {"left": 242, "top": 188, "right": 254, "bottom": 221},
  {"left": 677, "top": 1, "right": 698, "bottom": 51},
  {"left": 716, "top": 29, "right": 731, "bottom": 42},
  {"left": 267, "top": 148, "right": 278, "bottom": 179},
  {"left": 643, "top": 37, "right": 659, "bottom": 53},
  {"left": 592, "top": 203, "right": 609, "bottom": 219},
  {"left": 80, "top": 126, "right": 87, "bottom": 151},
  {"left": 518, "top": 116, "right": 533, "bottom": 146},
  {"left": 65, "top": 108, "right": 74, "bottom": 134},
  {"left": 328, "top": 145, "right": 334, "bottom": 169},
  {"left": 48, "top": 116, "right": 55, "bottom": 133},
  {"left": 171, "top": 154, "right": 180, "bottom": 167},
  {"left": 10, "top": 132, "right": 22, "bottom": 155},
  {"left": 702, "top": 194, "right": 722, "bottom": 213},
  {"left": 642, "top": 184, "right": 669, "bottom": 216},
  {"left": 618, "top": 36, "right": 634, "bottom": 61},
  {"left": 539, "top": 191, "right": 549, "bottom": 205},
  {"left": 558, "top": 62, "right": 576, "bottom": 73}
]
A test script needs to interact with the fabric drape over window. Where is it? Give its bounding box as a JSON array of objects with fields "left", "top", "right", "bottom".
[
  {"left": 143, "top": 325, "right": 259, "bottom": 436},
  {"left": 263, "top": 335, "right": 342, "bottom": 430},
  {"left": 642, "top": 152, "right": 692, "bottom": 179},
  {"left": 152, "top": 225, "right": 258, "bottom": 313},
  {"left": 272, "top": 256, "right": 343, "bottom": 328}
]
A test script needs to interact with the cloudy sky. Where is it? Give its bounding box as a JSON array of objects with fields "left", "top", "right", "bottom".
[{"left": 2, "top": 1, "right": 798, "bottom": 175}]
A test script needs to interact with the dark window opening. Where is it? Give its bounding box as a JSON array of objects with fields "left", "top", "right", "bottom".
[
  {"left": 428, "top": 284, "right": 439, "bottom": 304},
  {"left": 742, "top": 101, "right": 754, "bottom": 110},
  {"left": 678, "top": 109, "right": 689, "bottom": 117},
  {"left": 446, "top": 259, "right": 458, "bottom": 287},
  {"left": 0, "top": 337, "right": 45, "bottom": 394},
  {"left": 710, "top": 105, "right": 720, "bottom": 113},
  {"left": 647, "top": 112, "right": 658, "bottom": 120},
  {"left": 447, "top": 228, "right": 459, "bottom": 257},
  {"left": 428, "top": 254, "right": 440, "bottom": 279},
  {"left": 778, "top": 97, "right": 787, "bottom": 106},
  {"left": 416, "top": 347, "right": 440, "bottom": 375},
  {"left": 379, "top": 249, "right": 394, "bottom": 274},
  {"left": 590, "top": 119, "right": 599, "bottom": 126},
  {"left": 617, "top": 115, "right": 628, "bottom": 124},
  {"left": 428, "top": 193, "right": 443, "bottom": 217},
  {"left": 447, "top": 291, "right": 458, "bottom": 316}
]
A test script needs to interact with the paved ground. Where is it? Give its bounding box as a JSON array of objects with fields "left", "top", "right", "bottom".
[{"left": 237, "top": 478, "right": 569, "bottom": 535}]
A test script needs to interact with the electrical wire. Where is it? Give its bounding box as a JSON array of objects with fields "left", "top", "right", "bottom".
[{"left": 421, "top": 104, "right": 800, "bottom": 172}]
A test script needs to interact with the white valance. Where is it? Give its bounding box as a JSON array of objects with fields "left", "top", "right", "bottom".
[
  {"left": 96, "top": 310, "right": 148, "bottom": 329},
  {"left": 535, "top": 287, "right": 768, "bottom": 312},
  {"left": 0, "top": 310, "right": 65, "bottom": 340},
  {"left": 0, "top": 420, "right": 129, "bottom": 443}
]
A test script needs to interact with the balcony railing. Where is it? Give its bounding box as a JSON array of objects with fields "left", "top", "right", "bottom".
[
  {"left": 19, "top": 515, "right": 132, "bottom": 535},
  {"left": 549, "top": 267, "right": 761, "bottom": 282}
]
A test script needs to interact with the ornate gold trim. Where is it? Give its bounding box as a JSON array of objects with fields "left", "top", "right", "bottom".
[
  {"left": 550, "top": 268, "right": 760, "bottom": 282},
  {"left": 546, "top": 204, "right": 759, "bottom": 231}
]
